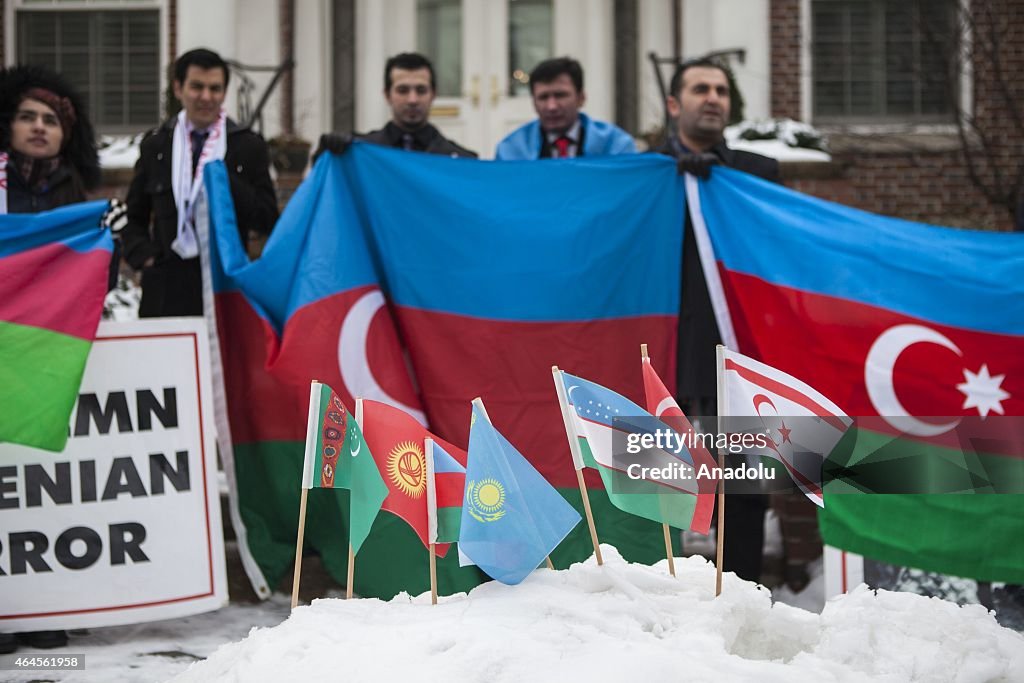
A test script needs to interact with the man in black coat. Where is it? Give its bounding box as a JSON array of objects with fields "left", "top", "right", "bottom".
[
  {"left": 315, "top": 53, "right": 476, "bottom": 160},
  {"left": 122, "top": 48, "right": 278, "bottom": 318},
  {"left": 656, "top": 58, "right": 780, "bottom": 584}
]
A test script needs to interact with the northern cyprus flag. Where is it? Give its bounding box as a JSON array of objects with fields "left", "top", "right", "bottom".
[{"left": 719, "top": 347, "right": 852, "bottom": 507}]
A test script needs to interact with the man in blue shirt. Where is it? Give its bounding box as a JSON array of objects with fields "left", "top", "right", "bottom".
[{"left": 495, "top": 57, "right": 636, "bottom": 160}]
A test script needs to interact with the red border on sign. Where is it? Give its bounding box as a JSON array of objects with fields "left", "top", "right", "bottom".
[{"left": 1, "top": 330, "right": 217, "bottom": 620}]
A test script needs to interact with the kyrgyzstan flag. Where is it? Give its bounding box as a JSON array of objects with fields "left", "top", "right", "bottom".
[
  {"left": 688, "top": 169, "right": 1024, "bottom": 583},
  {"left": 358, "top": 398, "right": 467, "bottom": 557}
]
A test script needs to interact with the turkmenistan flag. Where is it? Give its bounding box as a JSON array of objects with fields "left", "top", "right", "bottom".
[
  {"left": 690, "top": 167, "right": 1024, "bottom": 583},
  {"left": 555, "top": 369, "right": 710, "bottom": 533},
  {"left": 0, "top": 201, "right": 112, "bottom": 451},
  {"left": 301, "top": 382, "right": 387, "bottom": 554}
]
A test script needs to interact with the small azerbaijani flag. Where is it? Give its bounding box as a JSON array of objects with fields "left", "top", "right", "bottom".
[
  {"left": 458, "top": 402, "right": 580, "bottom": 585},
  {"left": 302, "top": 382, "right": 388, "bottom": 554},
  {"left": 720, "top": 348, "right": 852, "bottom": 507},
  {"left": 425, "top": 439, "right": 466, "bottom": 545}
]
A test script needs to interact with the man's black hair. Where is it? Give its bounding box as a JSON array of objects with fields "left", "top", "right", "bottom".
[
  {"left": 174, "top": 48, "right": 230, "bottom": 87},
  {"left": 528, "top": 57, "right": 584, "bottom": 94},
  {"left": 668, "top": 57, "right": 729, "bottom": 99},
  {"left": 384, "top": 53, "right": 436, "bottom": 92}
]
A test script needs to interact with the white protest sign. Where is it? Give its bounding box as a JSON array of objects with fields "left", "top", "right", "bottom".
[{"left": 0, "top": 318, "right": 227, "bottom": 630}]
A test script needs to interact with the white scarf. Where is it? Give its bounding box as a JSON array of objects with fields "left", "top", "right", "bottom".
[
  {"left": 171, "top": 109, "right": 226, "bottom": 259},
  {"left": 0, "top": 152, "right": 8, "bottom": 215}
]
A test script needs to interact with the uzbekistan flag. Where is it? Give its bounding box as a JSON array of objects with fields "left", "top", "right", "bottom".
[
  {"left": 688, "top": 169, "right": 1024, "bottom": 582},
  {"left": 0, "top": 201, "right": 111, "bottom": 451},
  {"left": 556, "top": 369, "right": 714, "bottom": 534}
]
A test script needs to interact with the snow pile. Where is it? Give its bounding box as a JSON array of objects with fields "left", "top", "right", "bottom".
[
  {"left": 726, "top": 119, "right": 832, "bottom": 163},
  {"left": 172, "top": 547, "right": 1023, "bottom": 683},
  {"left": 99, "top": 134, "right": 144, "bottom": 169}
]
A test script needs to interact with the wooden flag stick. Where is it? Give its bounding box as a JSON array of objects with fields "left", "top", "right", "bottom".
[
  {"left": 663, "top": 523, "right": 677, "bottom": 577},
  {"left": 641, "top": 345, "right": 676, "bottom": 577},
  {"left": 344, "top": 398, "right": 367, "bottom": 601},
  {"left": 346, "top": 542, "right": 355, "bottom": 599},
  {"left": 715, "top": 345, "right": 726, "bottom": 597},
  {"left": 429, "top": 543, "right": 438, "bottom": 605},
  {"left": 292, "top": 379, "right": 321, "bottom": 610},
  {"left": 290, "top": 487, "right": 309, "bottom": 610},
  {"left": 551, "top": 367, "right": 604, "bottom": 565},
  {"left": 575, "top": 470, "right": 603, "bottom": 565},
  {"left": 425, "top": 438, "right": 439, "bottom": 605},
  {"left": 545, "top": 556, "right": 555, "bottom": 570}
]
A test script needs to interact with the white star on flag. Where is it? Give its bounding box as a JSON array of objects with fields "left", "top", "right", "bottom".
[{"left": 957, "top": 364, "right": 1011, "bottom": 417}]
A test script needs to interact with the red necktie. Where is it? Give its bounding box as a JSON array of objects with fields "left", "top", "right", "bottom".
[{"left": 554, "top": 136, "right": 571, "bottom": 158}]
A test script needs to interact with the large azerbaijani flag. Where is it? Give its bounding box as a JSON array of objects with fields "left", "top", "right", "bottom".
[
  {"left": 346, "top": 143, "right": 686, "bottom": 567},
  {"left": 203, "top": 146, "right": 686, "bottom": 599},
  {"left": 687, "top": 169, "right": 1024, "bottom": 582},
  {"left": 0, "top": 201, "right": 111, "bottom": 451},
  {"left": 204, "top": 157, "right": 435, "bottom": 600}
]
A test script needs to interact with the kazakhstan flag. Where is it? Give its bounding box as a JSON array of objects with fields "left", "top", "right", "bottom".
[{"left": 459, "top": 404, "right": 581, "bottom": 585}]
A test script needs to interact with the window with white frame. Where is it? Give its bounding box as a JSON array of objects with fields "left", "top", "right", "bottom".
[
  {"left": 15, "top": 1, "right": 162, "bottom": 133},
  {"left": 811, "top": 0, "right": 959, "bottom": 123}
]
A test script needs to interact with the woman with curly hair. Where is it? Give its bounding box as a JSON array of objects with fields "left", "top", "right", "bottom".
[
  {"left": 0, "top": 63, "right": 105, "bottom": 654},
  {"left": 0, "top": 64, "right": 101, "bottom": 213}
]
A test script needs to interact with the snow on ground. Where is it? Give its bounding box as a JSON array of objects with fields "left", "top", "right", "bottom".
[
  {"left": 774, "top": 558, "right": 826, "bottom": 614},
  {"left": 4, "top": 597, "right": 291, "bottom": 683},
  {"left": 170, "top": 547, "right": 1022, "bottom": 683}
]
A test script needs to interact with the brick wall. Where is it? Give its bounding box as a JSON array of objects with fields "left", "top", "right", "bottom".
[
  {"left": 770, "top": 0, "right": 1022, "bottom": 231},
  {"left": 784, "top": 150, "right": 1007, "bottom": 230},
  {"left": 770, "top": 0, "right": 802, "bottom": 120}
]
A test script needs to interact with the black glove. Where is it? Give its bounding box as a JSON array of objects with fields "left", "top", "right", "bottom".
[
  {"left": 100, "top": 198, "right": 128, "bottom": 236},
  {"left": 676, "top": 152, "right": 720, "bottom": 179},
  {"left": 312, "top": 132, "right": 353, "bottom": 163}
]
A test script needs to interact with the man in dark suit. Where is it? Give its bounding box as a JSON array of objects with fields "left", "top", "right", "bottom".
[
  {"left": 122, "top": 48, "right": 278, "bottom": 317},
  {"left": 315, "top": 53, "right": 476, "bottom": 160},
  {"left": 656, "top": 58, "right": 780, "bottom": 584}
]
